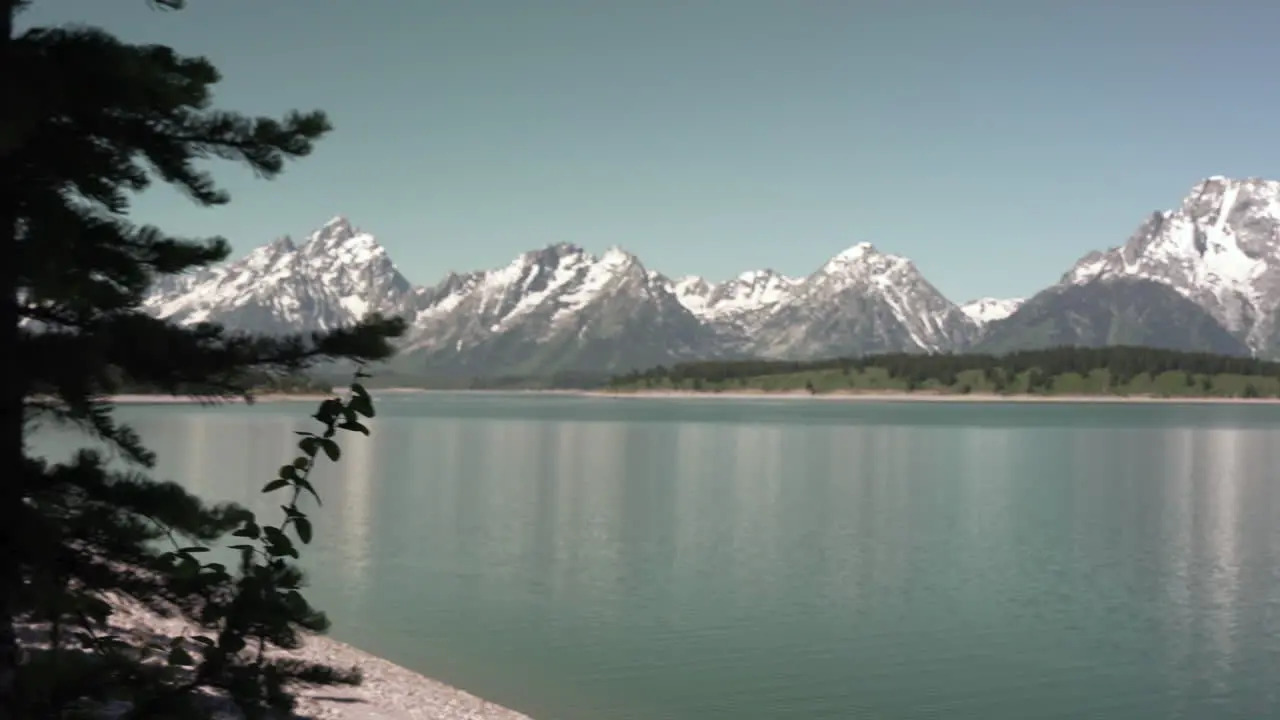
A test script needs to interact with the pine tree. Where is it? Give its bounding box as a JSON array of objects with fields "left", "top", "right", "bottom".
[{"left": 2, "top": 2, "right": 407, "bottom": 717}]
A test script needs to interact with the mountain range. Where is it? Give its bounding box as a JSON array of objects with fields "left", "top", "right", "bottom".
[{"left": 142, "top": 176, "right": 1280, "bottom": 377}]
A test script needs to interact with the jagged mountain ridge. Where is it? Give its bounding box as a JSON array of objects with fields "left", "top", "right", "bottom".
[
  {"left": 1058, "top": 176, "right": 1280, "bottom": 356},
  {"left": 144, "top": 217, "right": 413, "bottom": 333},
  {"left": 141, "top": 175, "right": 1280, "bottom": 375},
  {"left": 665, "top": 243, "right": 980, "bottom": 357},
  {"left": 396, "top": 243, "right": 712, "bottom": 375},
  {"left": 143, "top": 221, "right": 992, "bottom": 374}
]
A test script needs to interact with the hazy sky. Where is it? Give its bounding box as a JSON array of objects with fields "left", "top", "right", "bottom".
[{"left": 20, "top": 0, "right": 1280, "bottom": 302}]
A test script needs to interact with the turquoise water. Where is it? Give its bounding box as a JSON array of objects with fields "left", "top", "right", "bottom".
[{"left": 33, "top": 395, "right": 1280, "bottom": 719}]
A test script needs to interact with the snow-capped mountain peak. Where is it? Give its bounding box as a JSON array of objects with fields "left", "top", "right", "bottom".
[
  {"left": 144, "top": 217, "right": 411, "bottom": 332},
  {"left": 814, "top": 243, "right": 916, "bottom": 289},
  {"left": 831, "top": 241, "right": 878, "bottom": 262},
  {"left": 396, "top": 241, "right": 706, "bottom": 371},
  {"left": 600, "top": 245, "right": 636, "bottom": 265},
  {"left": 820, "top": 241, "right": 889, "bottom": 273},
  {"left": 300, "top": 216, "right": 387, "bottom": 266},
  {"left": 407, "top": 242, "right": 664, "bottom": 344},
  {"left": 1062, "top": 176, "right": 1280, "bottom": 353},
  {"left": 239, "top": 236, "right": 297, "bottom": 272},
  {"left": 267, "top": 235, "right": 296, "bottom": 253},
  {"left": 760, "top": 243, "right": 977, "bottom": 354}
]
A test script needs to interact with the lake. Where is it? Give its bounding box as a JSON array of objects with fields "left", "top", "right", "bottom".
[{"left": 30, "top": 394, "right": 1280, "bottom": 719}]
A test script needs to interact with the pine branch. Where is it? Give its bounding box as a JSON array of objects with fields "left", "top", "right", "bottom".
[{"left": 6, "top": 10, "right": 400, "bottom": 717}]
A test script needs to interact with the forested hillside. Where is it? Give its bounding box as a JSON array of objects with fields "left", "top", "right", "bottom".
[{"left": 607, "top": 346, "right": 1280, "bottom": 398}]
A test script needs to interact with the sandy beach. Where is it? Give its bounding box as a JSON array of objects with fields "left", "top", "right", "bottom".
[{"left": 585, "top": 388, "right": 1280, "bottom": 404}]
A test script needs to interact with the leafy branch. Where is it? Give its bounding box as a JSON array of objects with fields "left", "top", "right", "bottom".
[{"left": 125, "top": 370, "right": 377, "bottom": 719}]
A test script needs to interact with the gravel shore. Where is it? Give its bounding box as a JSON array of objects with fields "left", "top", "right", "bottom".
[{"left": 22, "top": 594, "right": 533, "bottom": 720}]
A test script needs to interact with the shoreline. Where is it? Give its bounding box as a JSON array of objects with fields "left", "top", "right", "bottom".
[
  {"left": 94, "top": 388, "right": 1280, "bottom": 406},
  {"left": 583, "top": 388, "right": 1280, "bottom": 405},
  {"left": 105, "top": 393, "right": 337, "bottom": 405},
  {"left": 23, "top": 593, "right": 532, "bottom": 720}
]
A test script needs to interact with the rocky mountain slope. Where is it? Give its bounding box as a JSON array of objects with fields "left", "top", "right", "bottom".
[
  {"left": 1056, "top": 176, "right": 1279, "bottom": 356},
  {"left": 141, "top": 176, "right": 1280, "bottom": 376},
  {"left": 742, "top": 243, "right": 977, "bottom": 358},
  {"left": 143, "top": 217, "right": 412, "bottom": 333},
  {"left": 982, "top": 176, "right": 1279, "bottom": 357},
  {"left": 975, "top": 279, "right": 1249, "bottom": 356}
]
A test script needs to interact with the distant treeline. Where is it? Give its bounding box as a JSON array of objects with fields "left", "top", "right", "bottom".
[
  {"left": 111, "top": 367, "right": 333, "bottom": 396},
  {"left": 608, "top": 346, "right": 1280, "bottom": 389},
  {"left": 308, "top": 369, "right": 615, "bottom": 391},
  {"left": 467, "top": 370, "right": 614, "bottom": 390}
]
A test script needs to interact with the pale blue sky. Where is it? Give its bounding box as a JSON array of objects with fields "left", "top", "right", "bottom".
[{"left": 20, "top": 0, "right": 1280, "bottom": 302}]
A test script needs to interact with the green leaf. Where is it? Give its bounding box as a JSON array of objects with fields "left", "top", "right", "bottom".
[
  {"left": 231, "top": 522, "right": 260, "bottom": 540},
  {"left": 296, "top": 477, "right": 322, "bottom": 506},
  {"left": 262, "top": 478, "right": 289, "bottom": 493},
  {"left": 315, "top": 398, "right": 343, "bottom": 423},
  {"left": 320, "top": 438, "right": 340, "bottom": 461},
  {"left": 299, "top": 436, "right": 320, "bottom": 456},
  {"left": 227, "top": 544, "right": 254, "bottom": 552},
  {"left": 293, "top": 457, "right": 310, "bottom": 470},
  {"left": 338, "top": 420, "right": 369, "bottom": 435},
  {"left": 177, "top": 546, "right": 209, "bottom": 554},
  {"left": 351, "top": 382, "right": 368, "bottom": 397},
  {"left": 295, "top": 517, "right": 312, "bottom": 544},
  {"left": 350, "top": 393, "right": 375, "bottom": 418},
  {"left": 263, "top": 526, "right": 298, "bottom": 558}
]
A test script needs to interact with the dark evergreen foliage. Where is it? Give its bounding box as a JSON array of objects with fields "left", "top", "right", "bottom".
[
  {"left": 2, "top": 2, "right": 407, "bottom": 717},
  {"left": 466, "top": 370, "right": 615, "bottom": 391},
  {"left": 609, "top": 346, "right": 1280, "bottom": 388}
]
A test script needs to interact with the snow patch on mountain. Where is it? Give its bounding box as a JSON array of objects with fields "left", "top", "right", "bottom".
[
  {"left": 669, "top": 269, "right": 798, "bottom": 325},
  {"left": 960, "top": 297, "right": 1024, "bottom": 325}
]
